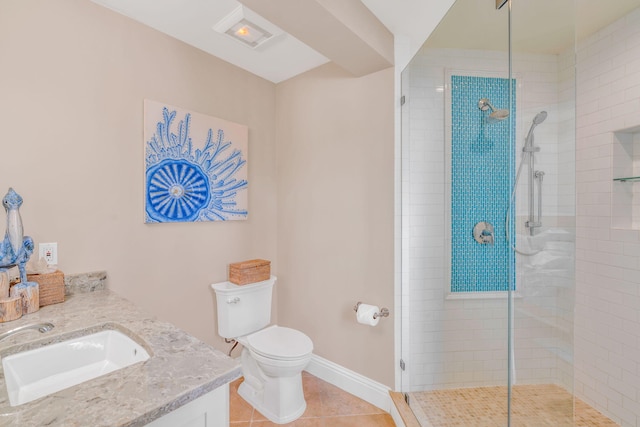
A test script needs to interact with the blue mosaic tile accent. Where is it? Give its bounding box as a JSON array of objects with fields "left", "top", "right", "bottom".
[{"left": 450, "top": 75, "right": 516, "bottom": 293}]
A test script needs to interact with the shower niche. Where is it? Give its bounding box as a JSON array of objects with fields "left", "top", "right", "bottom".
[{"left": 612, "top": 125, "right": 640, "bottom": 229}]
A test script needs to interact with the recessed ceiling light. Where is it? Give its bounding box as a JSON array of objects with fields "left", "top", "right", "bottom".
[
  {"left": 226, "top": 19, "right": 272, "bottom": 48},
  {"left": 213, "top": 6, "right": 282, "bottom": 49}
]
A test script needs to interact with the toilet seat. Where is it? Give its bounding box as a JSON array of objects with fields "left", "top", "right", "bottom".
[{"left": 246, "top": 325, "right": 313, "bottom": 360}]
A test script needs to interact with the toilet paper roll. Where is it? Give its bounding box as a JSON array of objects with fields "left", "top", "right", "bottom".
[{"left": 356, "top": 303, "right": 380, "bottom": 326}]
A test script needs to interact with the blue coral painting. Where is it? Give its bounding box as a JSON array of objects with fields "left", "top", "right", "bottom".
[{"left": 144, "top": 100, "right": 248, "bottom": 223}]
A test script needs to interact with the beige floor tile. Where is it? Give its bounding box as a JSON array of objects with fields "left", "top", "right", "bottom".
[
  {"left": 319, "top": 380, "right": 385, "bottom": 417},
  {"left": 299, "top": 372, "right": 324, "bottom": 418},
  {"left": 251, "top": 409, "right": 268, "bottom": 422},
  {"left": 230, "top": 378, "right": 255, "bottom": 423},
  {"left": 324, "top": 414, "right": 396, "bottom": 427},
  {"left": 231, "top": 373, "right": 394, "bottom": 426},
  {"left": 251, "top": 417, "right": 325, "bottom": 427}
]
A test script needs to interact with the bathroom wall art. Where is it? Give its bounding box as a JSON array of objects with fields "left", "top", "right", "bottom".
[{"left": 144, "top": 100, "right": 248, "bottom": 223}]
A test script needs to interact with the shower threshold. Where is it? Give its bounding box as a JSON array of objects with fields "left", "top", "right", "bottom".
[{"left": 407, "top": 384, "right": 617, "bottom": 427}]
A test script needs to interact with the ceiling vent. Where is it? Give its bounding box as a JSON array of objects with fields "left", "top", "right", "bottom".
[{"left": 213, "top": 6, "right": 283, "bottom": 49}]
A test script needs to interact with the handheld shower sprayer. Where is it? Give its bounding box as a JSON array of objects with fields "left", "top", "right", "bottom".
[
  {"left": 524, "top": 111, "right": 547, "bottom": 148},
  {"left": 506, "top": 110, "right": 550, "bottom": 255}
]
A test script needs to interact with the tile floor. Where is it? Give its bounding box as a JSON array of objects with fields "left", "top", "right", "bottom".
[
  {"left": 409, "top": 384, "right": 618, "bottom": 427},
  {"left": 230, "top": 372, "right": 396, "bottom": 426}
]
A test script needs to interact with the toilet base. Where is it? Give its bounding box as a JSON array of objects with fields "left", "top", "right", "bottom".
[{"left": 237, "top": 373, "right": 307, "bottom": 424}]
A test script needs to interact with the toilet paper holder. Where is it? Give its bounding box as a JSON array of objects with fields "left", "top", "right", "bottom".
[{"left": 353, "top": 302, "right": 389, "bottom": 319}]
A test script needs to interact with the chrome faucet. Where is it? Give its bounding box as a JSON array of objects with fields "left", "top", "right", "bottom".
[{"left": 0, "top": 322, "right": 55, "bottom": 342}]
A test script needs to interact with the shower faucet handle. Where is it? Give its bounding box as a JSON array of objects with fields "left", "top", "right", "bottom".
[
  {"left": 481, "top": 229, "right": 494, "bottom": 244},
  {"left": 473, "top": 221, "right": 495, "bottom": 245}
]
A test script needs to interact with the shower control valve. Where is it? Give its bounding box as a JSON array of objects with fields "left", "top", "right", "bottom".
[{"left": 473, "top": 221, "right": 495, "bottom": 245}]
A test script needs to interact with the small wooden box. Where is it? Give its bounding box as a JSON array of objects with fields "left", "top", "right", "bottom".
[
  {"left": 228, "top": 259, "right": 271, "bottom": 285},
  {"left": 27, "top": 270, "right": 65, "bottom": 307}
]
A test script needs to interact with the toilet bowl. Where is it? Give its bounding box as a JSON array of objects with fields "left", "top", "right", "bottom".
[
  {"left": 211, "top": 276, "right": 314, "bottom": 424},
  {"left": 237, "top": 325, "right": 313, "bottom": 423}
]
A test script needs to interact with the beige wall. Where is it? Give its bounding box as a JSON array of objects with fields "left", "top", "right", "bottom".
[
  {"left": 0, "top": 0, "right": 395, "bottom": 387},
  {"left": 275, "top": 63, "right": 395, "bottom": 387},
  {"left": 0, "top": 0, "right": 277, "bottom": 348}
]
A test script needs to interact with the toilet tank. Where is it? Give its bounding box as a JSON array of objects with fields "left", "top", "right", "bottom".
[{"left": 211, "top": 276, "right": 275, "bottom": 339}]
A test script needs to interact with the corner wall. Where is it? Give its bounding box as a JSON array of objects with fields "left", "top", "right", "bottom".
[
  {"left": 275, "top": 63, "right": 395, "bottom": 387},
  {"left": 0, "top": 0, "right": 277, "bottom": 349},
  {"left": 0, "top": 0, "right": 397, "bottom": 389},
  {"left": 575, "top": 7, "right": 640, "bottom": 426}
]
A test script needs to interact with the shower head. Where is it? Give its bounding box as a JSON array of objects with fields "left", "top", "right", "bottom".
[
  {"left": 533, "top": 111, "right": 547, "bottom": 125},
  {"left": 487, "top": 108, "right": 510, "bottom": 123},
  {"left": 478, "top": 98, "right": 509, "bottom": 123}
]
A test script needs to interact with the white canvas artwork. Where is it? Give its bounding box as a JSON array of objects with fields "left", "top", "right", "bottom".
[{"left": 144, "top": 100, "right": 248, "bottom": 223}]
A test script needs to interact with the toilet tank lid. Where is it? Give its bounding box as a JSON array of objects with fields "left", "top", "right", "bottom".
[
  {"left": 211, "top": 276, "right": 276, "bottom": 295},
  {"left": 247, "top": 326, "right": 313, "bottom": 359}
]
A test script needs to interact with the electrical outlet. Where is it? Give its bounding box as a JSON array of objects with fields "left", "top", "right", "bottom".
[{"left": 39, "top": 242, "right": 58, "bottom": 265}]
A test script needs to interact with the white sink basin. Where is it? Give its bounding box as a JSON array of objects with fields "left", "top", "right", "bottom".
[{"left": 2, "top": 329, "right": 150, "bottom": 406}]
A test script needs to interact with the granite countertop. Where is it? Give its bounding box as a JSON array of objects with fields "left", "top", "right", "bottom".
[{"left": 0, "top": 274, "right": 240, "bottom": 427}]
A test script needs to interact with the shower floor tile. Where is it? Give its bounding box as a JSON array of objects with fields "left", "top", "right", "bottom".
[{"left": 409, "top": 384, "right": 617, "bottom": 427}]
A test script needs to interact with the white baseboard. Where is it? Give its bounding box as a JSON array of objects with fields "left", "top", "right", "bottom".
[
  {"left": 389, "top": 400, "right": 406, "bottom": 427},
  {"left": 305, "top": 354, "right": 392, "bottom": 412}
]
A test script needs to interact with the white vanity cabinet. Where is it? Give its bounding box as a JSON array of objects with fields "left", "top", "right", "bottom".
[{"left": 145, "top": 384, "right": 229, "bottom": 427}]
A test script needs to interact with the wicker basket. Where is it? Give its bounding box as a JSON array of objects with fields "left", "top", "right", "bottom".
[
  {"left": 27, "top": 270, "right": 65, "bottom": 307},
  {"left": 228, "top": 259, "right": 271, "bottom": 285}
]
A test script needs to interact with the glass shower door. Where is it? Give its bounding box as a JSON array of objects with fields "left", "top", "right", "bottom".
[
  {"left": 400, "top": 0, "right": 512, "bottom": 425},
  {"left": 399, "top": 0, "right": 577, "bottom": 425},
  {"left": 509, "top": 0, "right": 576, "bottom": 424}
]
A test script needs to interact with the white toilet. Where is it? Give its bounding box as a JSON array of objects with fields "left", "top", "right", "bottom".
[{"left": 211, "top": 276, "right": 313, "bottom": 424}]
